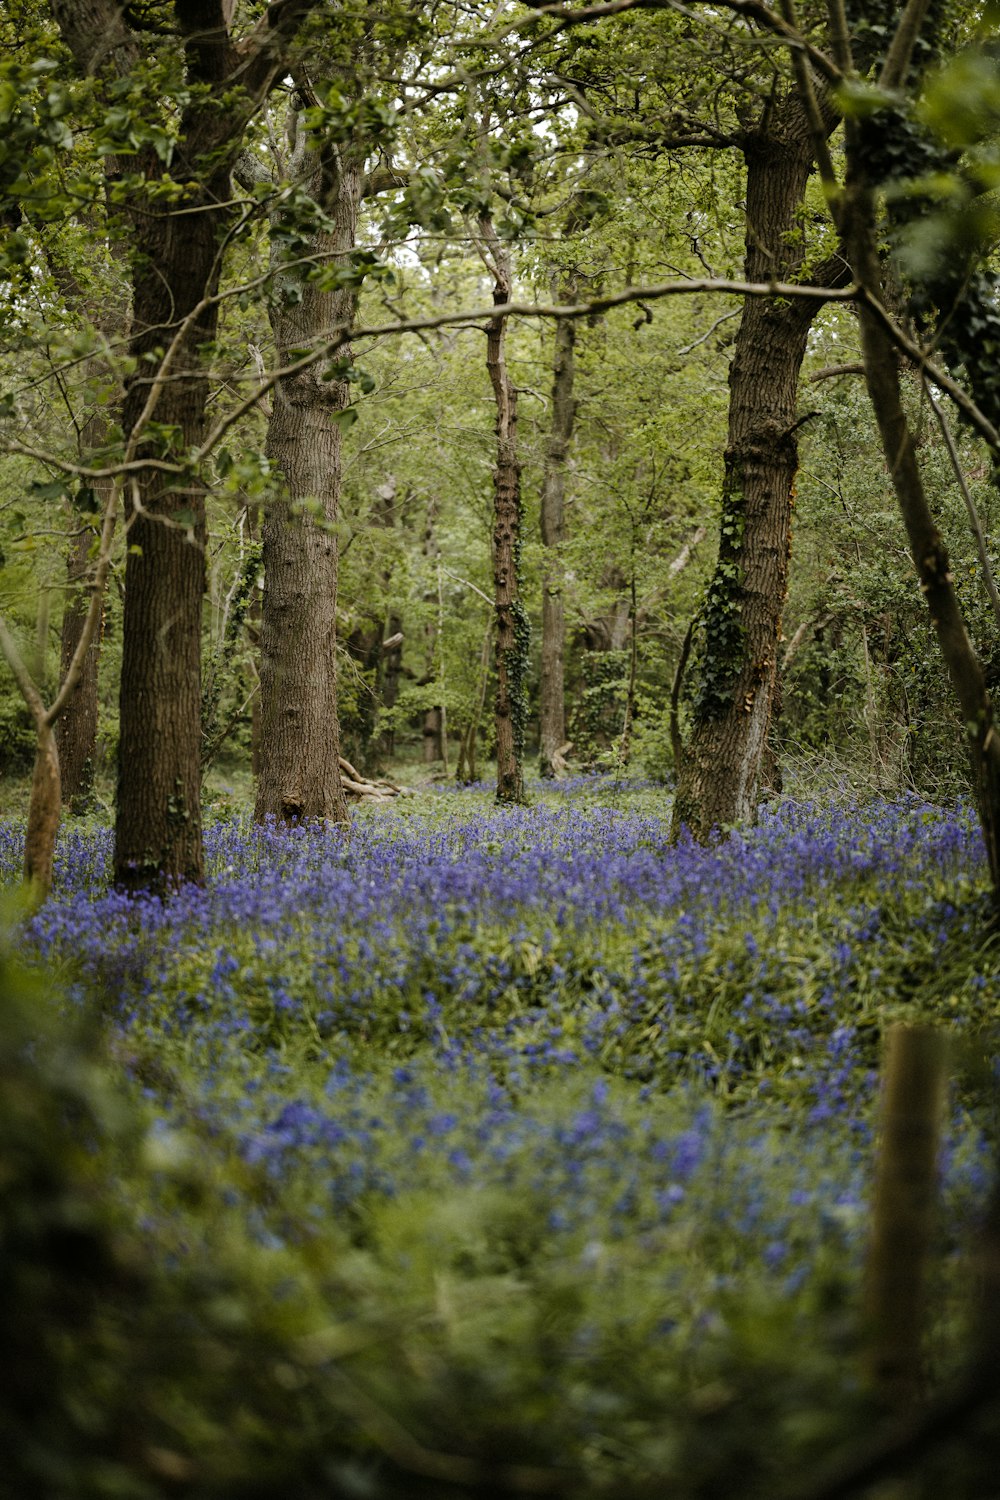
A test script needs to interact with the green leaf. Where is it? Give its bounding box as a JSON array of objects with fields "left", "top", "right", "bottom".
[{"left": 28, "top": 478, "right": 70, "bottom": 502}]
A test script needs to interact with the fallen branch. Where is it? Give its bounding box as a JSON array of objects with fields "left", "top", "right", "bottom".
[
  {"left": 338, "top": 755, "right": 413, "bottom": 799},
  {"left": 551, "top": 740, "right": 572, "bottom": 779}
]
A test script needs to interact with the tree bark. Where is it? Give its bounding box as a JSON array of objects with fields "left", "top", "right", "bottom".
[
  {"left": 114, "top": 164, "right": 226, "bottom": 891},
  {"left": 480, "top": 216, "right": 527, "bottom": 805},
  {"left": 253, "top": 143, "right": 359, "bottom": 825},
  {"left": 539, "top": 295, "right": 576, "bottom": 777},
  {"left": 672, "top": 103, "right": 837, "bottom": 840}
]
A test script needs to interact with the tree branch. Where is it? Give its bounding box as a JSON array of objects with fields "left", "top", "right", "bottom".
[
  {"left": 879, "top": 0, "right": 934, "bottom": 92},
  {"left": 235, "top": 0, "right": 322, "bottom": 105}
]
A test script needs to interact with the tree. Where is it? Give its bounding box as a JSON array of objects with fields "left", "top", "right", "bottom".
[
  {"left": 509, "top": 1, "right": 845, "bottom": 829},
  {"left": 241, "top": 113, "right": 360, "bottom": 826},
  {"left": 663, "top": 15, "right": 844, "bottom": 837},
  {"left": 478, "top": 212, "right": 528, "bottom": 805},
  {"left": 832, "top": 0, "right": 1000, "bottom": 897},
  {"left": 32, "top": 212, "right": 129, "bottom": 806},
  {"left": 538, "top": 281, "right": 576, "bottom": 778},
  {"left": 50, "top": 0, "right": 318, "bottom": 893},
  {"left": 241, "top": 19, "right": 413, "bottom": 823}
]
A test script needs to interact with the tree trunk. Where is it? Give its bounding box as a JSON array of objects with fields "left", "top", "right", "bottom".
[
  {"left": 481, "top": 216, "right": 527, "bottom": 805},
  {"left": 44, "top": 233, "right": 128, "bottom": 807},
  {"left": 50, "top": 0, "right": 315, "bottom": 894},
  {"left": 55, "top": 525, "right": 101, "bottom": 804},
  {"left": 539, "top": 298, "right": 576, "bottom": 777},
  {"left": 253, "top": 146, "right": 358, "bottom": 825},
  {"left": 24, "top": 722, "right": 61, "bottom": 896},
  {"left": 380, "top": 611, "right": 403, "bottom": 760},
  {"left": 114, "top": 171, "right": 228, "bottom": 892},
  {"left": 672, "top": 106, "right": 832, "bottom": 841},
  {"left": 423, "top": 708, "right": 444, "bottom": 765},
  {"left": 843, "top": 169, "right": 1000, "bottom": 897}
]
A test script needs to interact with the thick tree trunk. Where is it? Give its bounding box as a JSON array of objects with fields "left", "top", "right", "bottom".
[
  {"left": 672, "top": 109, "right": 827, "bottom": 841},
  {"left": 50, "top": 0, "right": 315, "bottom": 894},
  {"left": 481, "top": 217, "right": 527, "bottom": 805},
  {"left": 253, "top": 150, "right": 359, "bottom": 825},
  {"left": 539, "top": 300, "right": 576, "bottom": 777},
  {"left": 114, "top": 172, "right": 229, "bottom": 892}
]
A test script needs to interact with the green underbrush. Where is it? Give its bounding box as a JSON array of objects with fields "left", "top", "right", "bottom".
[{"left": 5, "top": 788, "right": 1000, "bottom": 1497}]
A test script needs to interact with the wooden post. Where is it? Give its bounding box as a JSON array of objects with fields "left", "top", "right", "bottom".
[{"left": 864, "top": 1024, "right": 949, "bottom": 1407}]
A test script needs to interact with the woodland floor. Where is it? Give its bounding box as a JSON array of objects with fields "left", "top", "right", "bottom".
[{"left": 4, "top": 773, "right": 1000, "bottom": 1496}]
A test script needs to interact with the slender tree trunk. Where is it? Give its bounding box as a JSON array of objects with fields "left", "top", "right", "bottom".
[
  {"left": 46, "top": 239, "right": 128, "bottom": 806},
  {"left": 380, "top": 611, "right": 403, "bottom": 760},
  {"left": 456, "top": 617, "right": 492, "bottom": 785},
  {"left": 24, "top": 723, "right": 61, "bottom": 894},
  {"left": 421, "top": 709, "right": 442, "bottom": 764},
  {"left": 0, "top": 472, "right": 118, "bottom": 901},
  {"left": 672, "top": 106, "right": 836, "bottom": 841},
  {"left": 539, "top": 295, "right": 576, "bottom": 777},
  {"left": 843, "top": 169, "right": 1000, "bottom": 896},
  {"left": 56, "top": 414, "right": 118, "bottom": 807},
  {"left": 481, "top": 216, "right": 527, "bottom": 805},
  {"left": 419, "top": 501, "right": 445, "bottom": 767},
  {"left": 253, "top": 148, "right": 359, "bottom": 825},
  {"left": 55, "top": 525, "right": 101, "bottom": 804}
]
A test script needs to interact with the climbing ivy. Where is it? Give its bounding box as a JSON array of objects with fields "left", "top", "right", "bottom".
[
  {"left": 508, "top": 596, "right": 531, "bottom": 763},
  {"left": 693, "top": 490, "right": 746, "bottom": 720}
]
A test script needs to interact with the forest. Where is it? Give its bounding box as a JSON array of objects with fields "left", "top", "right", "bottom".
[{"left": 4, "top": 0, "right": 1000, "bottom": 1495}]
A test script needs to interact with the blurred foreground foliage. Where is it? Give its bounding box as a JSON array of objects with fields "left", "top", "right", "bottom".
[{"left": 0, "top": 938, "right": 871, "bottom": 1500}]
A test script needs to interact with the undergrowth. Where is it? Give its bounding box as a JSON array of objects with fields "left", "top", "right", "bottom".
[{"left": 3, "top": 782, "right": 1000, "bottom": 1497}]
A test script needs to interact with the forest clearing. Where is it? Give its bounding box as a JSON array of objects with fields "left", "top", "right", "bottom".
[{"left": 5, "top": 0, "right": 1000, "bottom": 1493}]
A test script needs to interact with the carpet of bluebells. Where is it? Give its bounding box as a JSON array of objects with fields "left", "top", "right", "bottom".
[{"left": 6, "top": 778, "right": 1000, "bottom": 1495}]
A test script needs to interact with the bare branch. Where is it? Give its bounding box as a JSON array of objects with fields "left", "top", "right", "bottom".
[
  {"left": 677, "top": 310, "right": 740, "bottom": 355},
  {"left": 807, "top": 361, "right": 865, "bottom": 382}
]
